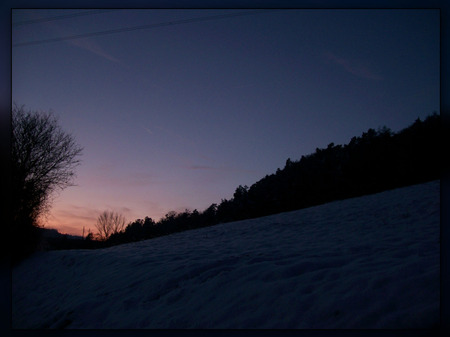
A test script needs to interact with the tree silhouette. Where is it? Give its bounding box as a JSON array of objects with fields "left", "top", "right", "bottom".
[
  {"left": 95, "top": 210, "right": 126, "bottom": 241},
  {"left": 35, "top": 112, "right": 440, "bottom": 251},
  {"left": 11, "top": 104, "right": 83, "bottom": 262}
]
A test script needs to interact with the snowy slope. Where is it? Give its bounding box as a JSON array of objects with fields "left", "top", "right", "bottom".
[{"left": 12, "top": 180, "right": 440, "bottom": 329}]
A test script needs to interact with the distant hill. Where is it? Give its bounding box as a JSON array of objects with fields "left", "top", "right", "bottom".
[
  {"left": 39, "top": 227, "right": 82, "bottom": 240},
  {"left": 224, "top": 112, "right": 440, "bottom": 221},
  {"left": 35, "top": 227, "right": 87, "bottom": 251},
  {"left": 40, "top": 113, "right": 440, "bottom": 250},
  {"left": 107, "top": 112, "right": 439, "bottom": 247}
]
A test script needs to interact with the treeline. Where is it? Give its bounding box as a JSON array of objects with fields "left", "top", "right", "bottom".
[
  {"left": 47, "top": 113, "right": 440, "bottom": 250},
  {"left": 100, "top": 113, "right": 440, "bottom": 247}
]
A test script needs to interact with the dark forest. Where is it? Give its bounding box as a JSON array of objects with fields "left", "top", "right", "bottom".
[{"left": 45, "top": 113, "right": 440, "bottom": 250}]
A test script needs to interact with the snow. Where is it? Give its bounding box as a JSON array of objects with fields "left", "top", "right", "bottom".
[{"left": 12, "top": 180, "right": 440, "bottom": 329}]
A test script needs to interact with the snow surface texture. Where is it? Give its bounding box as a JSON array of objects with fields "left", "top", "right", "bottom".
[{"left": 13, "top": 180, "right": 440, "bottom": 329}]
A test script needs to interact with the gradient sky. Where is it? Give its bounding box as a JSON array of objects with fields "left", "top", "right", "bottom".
[{"left": 12, "top": 9, "right": 439, "bottom": 236}]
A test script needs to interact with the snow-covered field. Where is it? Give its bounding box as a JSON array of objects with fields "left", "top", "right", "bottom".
[{"left": 13, "top": 180, "right": 440, "bottom": 329}]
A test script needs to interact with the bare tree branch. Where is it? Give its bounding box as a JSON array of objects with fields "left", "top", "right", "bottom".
[
  {"left": 95, "top": 211, "right": 126, "bottom": 240},
  {"left": 12, "top": 104, "right": 83, "bottom": 225}
]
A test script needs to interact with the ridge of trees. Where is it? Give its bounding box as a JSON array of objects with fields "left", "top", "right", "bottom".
[{"left": 48, "top": 113, "right": 440, "bottom": 250}]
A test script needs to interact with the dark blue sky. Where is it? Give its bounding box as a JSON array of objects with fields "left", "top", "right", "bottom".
[{"left": 12, "top": 9, "right": 439, "bottom": 235}]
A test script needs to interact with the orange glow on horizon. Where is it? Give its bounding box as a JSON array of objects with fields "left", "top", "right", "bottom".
[
  {"left": 44, "top": 201, "right": 166, "bottom": 237},
  {"left": 45, "top": 211, "right": 96, "bottom": 237}
]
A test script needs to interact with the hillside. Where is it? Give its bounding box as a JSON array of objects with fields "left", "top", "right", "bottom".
[
  {"left": 12, "top": 180, "right": 440, "bottom": 328},
  {"left": 105, "top": 113, "right": 439, "bottom": 247}
]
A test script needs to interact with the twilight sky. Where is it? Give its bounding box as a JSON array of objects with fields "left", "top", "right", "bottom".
[{"left": 12, "top": 9, "right": 439, "bottom": 236}]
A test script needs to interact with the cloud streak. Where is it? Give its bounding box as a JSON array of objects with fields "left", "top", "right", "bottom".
[
  {"left": 42, "top": 19, "right": 120, "bottom": 63},
  {"left": 47, "top": 205, "right": 99, "bottom": 235},
  {"left": 324, "top": 52, "right": 383, "bottom": 81},
  {"left": 85, "top": 164, "right": 155, "bottom": 188},
  {"left": 69, "top": 38, "right": 120, "bottom": 63},
  {"left": 185, "top": 164, "right": 260, "bottom": 175},
  {"left": 142, "top": 126, "right": 153, "bottom": 135}
]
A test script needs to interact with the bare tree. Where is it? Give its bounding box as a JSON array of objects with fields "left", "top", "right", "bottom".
[
  {"left": 95, "top": 211, "right": 126, "bottom": 240},
  {"left": 12, "top": 104, "right": 83, "bottom": 224},
  {"left": 11, "top": 104, "right": 83, "bottom": 262}
]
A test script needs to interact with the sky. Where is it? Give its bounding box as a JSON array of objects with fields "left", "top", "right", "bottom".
[{"left": 12, "top": 9, "right": 440, "bottom": 236}]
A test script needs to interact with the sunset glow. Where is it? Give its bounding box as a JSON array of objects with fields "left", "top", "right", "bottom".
[{"left": 12, "top": 9, "right": 439, "bottom": 236}]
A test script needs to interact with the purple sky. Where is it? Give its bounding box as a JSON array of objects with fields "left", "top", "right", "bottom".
[{"left": 12, "top": 9, "right": 439, "bottom": 235}]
